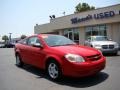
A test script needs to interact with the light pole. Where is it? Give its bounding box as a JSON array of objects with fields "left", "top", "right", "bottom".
[{"left": 9, "top": 33, "right": 12, "bottom": 42}]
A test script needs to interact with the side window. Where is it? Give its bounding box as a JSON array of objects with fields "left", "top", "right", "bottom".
[
  {"left": 28, "top": 37, "right": 35, "bottom": 45},
  {"left": 22, "top": 39, "right": 27, "bottom": 44},
  {"left": 27, "top": 37, "right": 41, "bottom": 46}
]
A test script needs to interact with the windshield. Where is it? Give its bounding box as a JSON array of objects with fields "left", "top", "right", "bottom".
[
  {"left": 91, "top": 36, "right": 109, "bottom": 41},
  {"left": 43, "top": 35, "right": 76, "bottom": 47}
]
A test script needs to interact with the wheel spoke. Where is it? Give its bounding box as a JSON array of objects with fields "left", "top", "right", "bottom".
[{"left": 48, "top": 63, "right": 59, "bottom": 79}]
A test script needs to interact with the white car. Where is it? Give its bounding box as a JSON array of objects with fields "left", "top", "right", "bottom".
[
  {"left": 84, "top": 36, "right": 119, "bottom": 55},
  {"left": 0, "top": 41, "right": 5, "bottom": 48}
]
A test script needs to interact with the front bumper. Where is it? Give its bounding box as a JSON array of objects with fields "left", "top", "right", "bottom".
[
  {"left": 62, "top": 57, "right": 106, "bottom": 77},
  {"left": 100, "top": 48, "right": 118, "bottom": 54}
]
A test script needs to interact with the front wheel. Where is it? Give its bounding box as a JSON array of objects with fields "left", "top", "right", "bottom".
[
  {"left": 47, "top": 61, "right": 62, "bottom": 80},
  {"left": 16, "top": 54, "right": 23, "bottom": 67}
]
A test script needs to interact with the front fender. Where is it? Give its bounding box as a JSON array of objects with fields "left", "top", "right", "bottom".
[{"left": 43, "top": 54, "right": 64, "bottom": 69}]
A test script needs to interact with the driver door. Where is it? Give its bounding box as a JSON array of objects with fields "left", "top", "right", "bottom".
[{"left": 26, "top": 36, "right": 45, "bottom": 68}]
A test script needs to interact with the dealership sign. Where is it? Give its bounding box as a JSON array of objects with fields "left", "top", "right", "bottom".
[{"left": 71, "top": 10, "right": 120, "bottom": 24}]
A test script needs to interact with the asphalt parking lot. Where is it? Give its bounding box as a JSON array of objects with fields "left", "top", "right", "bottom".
[{"left": 0, "top": 48, "right": 120, "bottom": 90}]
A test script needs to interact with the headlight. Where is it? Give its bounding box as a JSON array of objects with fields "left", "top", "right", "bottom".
[
  {"left": 65, "top": 54, "right": 85, "bottom": 63},
  {"left": 93, "top": 44, "right": 101, "bottom": 47},
  {"left": 93, "top": 44, "right": 101, "bottom": 49},
  {"left": 115, "top": 43, "right": 119, "bottom": 48}
]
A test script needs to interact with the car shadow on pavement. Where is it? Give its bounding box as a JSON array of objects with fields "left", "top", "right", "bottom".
[
  {"left": 55, "top": 72, "right": 109, "bottom": 88},
  {"left": 18, "top": 64, "right": 109, "bottom": 88},
  {"left": 19, "top": 64, "right": 47, "bottom": 78}
]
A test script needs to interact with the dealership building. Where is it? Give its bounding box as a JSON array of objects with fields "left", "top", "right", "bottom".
[{"left": 34, "top": 4, "right": 120, "bottom": 45}]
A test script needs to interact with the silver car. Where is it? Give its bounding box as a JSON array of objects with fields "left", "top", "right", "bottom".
[
  {"left": 84, "top": 36, "right": 119, "bottom": 55},
  {"left": 0, "top": 41, "right": 5, "bottom": 48}
]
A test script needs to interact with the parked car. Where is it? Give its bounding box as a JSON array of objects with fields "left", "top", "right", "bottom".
[
  {"left": 84, "top": 36, "right": 119, "bottom": 55},
  {"left": 4, "top": 41, "right": 14, "bottom": 48},
  {"left": 0, "top": 41, "right": 5, "bottom": 48},
  {"left": 15, "top": 34, "right": 106, "bottom": 80}
]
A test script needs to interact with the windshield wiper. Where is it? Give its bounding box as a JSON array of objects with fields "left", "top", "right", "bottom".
[
  {"left": 50, "top": 44, "right": 75, "bottom": 47},
  {"left": 50, "top": 45, "right": 63, "bottom": 47},
  {"left": 62, "top": 44, "right": 76, "bottom": 46}
]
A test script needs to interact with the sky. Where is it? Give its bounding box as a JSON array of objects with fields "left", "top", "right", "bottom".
[{"left": 0, "top": 0, "right": 120, "bottom": 38}]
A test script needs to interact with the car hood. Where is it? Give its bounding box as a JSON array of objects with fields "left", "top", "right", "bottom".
[
  {"left": 91, "top": 41, "right": 117, "bottom": 45},
  {"left": 51, "top": 45, "right": 100, "bottom": 57}
]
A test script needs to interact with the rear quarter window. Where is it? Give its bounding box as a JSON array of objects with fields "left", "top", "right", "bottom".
[{"left": 18, "top": 39, "right": 27, "bottom": 45}]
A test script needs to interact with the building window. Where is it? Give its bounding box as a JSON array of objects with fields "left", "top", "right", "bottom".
[
  {"left": 64, "top": 28, "right": 80, "bottom": 43},
  {"left": 85, "top": 24, "right": 107, "bottom": 39}
]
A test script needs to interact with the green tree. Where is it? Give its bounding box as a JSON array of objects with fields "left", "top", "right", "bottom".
[
  {"left": 2, "top": 35, "right": 9, "bottom": 42},
  {"left": 75, "top": 3, "right": 95, "bottom": 13},
  {"left": 21, "top": 35, "right": 27, "bottom": 39}
]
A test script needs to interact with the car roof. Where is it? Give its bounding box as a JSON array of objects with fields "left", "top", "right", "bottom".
[
  {"left": 26, "top": 34, "right": 60, "bottom": 38},
  {"left": 38, "top": 34, "right": 60, "bottom": 37}
]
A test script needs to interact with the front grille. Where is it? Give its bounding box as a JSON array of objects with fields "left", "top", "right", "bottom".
[
  {"left": 102, "top": 45, "right": 108, "bottom": 49},
  {"left": 109, "top": 45, "right": 114, "bottom": 49},
  {"left": 102, "top": 45, "right": 114, "bottom": 49},
  {"left": 86, "top": 54, "right": 102, "bottom": 61}
]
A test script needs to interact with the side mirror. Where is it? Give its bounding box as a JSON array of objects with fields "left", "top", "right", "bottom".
[{"left": 32, "top": 43, "right": 43, "bottom": 48}]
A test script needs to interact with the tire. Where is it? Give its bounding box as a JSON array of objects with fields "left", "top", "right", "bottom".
[
  {"left": 47, "top": 60, "right": 62, "bottom": 80},
  {"left": 16, "top": 54, "right": 23, "bottom": 67},
  {"left": 90, "top": 45, "right": 93, "bottom": 47}
]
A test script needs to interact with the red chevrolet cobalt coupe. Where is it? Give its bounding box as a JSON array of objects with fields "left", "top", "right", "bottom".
[{"left": 15, "top": 34, "right": 106, "bottom": 80}]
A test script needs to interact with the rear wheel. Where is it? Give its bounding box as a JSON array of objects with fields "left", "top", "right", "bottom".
[
  {"left": 47, "top": 60, "right": 62, "bottom": 80},
  {"left": 16, "top": 54, "right": 23, "bottom": 67}
]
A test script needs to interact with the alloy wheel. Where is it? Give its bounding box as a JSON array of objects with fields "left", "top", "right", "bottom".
[{"left": 48, "top": 62, "right": 59, "bottom": 79}]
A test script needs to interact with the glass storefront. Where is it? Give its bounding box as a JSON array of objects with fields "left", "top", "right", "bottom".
[
  {"left": 64, "top": 28, "right": 80, "bottom": 43},
  {"left": 85, "top": 24, "right": 107, "bottom": 39},
  {"left": 63, "top": 25, "right": 107, "bottom": 44}
]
